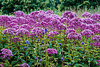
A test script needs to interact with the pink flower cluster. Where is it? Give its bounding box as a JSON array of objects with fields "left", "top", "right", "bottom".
[
  {"left": 19, "top": 24, "right": 31, "bottom": 31},
  {"left": 16, "top": 28, "right": 29, "bottom": 37},
  {"left": 65, "top": 28, "right": 76, "bottom": 35},
  {"left": 96, "top": 60, "right": 100, "bottom": 65},
  {"left": 1, "top": 10, "right": 100, "bottom": 47},
  {"left": 67, "top": 32, "right": 82, "bottom": 40},
  {"left": 69, "top": 17, "right": 82, "bottom": 29},
  {"left": 30, "top": 27, "right": 45, "bottom": 37},
  {"left": 47, "top": 31, "right": 59, "bottom": 38},
  {"left": 0, "top": 64, "right": 3, "bottom": 67},
  {"left": 82, "top": 12, "right": 91, "bottom": 17},
  {"left": 82, "top": 18, "right": 97, "bottom": 24},
  {"left": 62, "top": 11, "right": 77, "bottom": 19},
  {"left": 20, "top": 63, "right": 30, "bottom": 67},
  {"left": 13, "top": 11, "right": 28, "bottom": 18},
  {"left": 81, "top": 29, "right": 94, "bottom": 38},
  {"left": 91, "top": 35, "right": 100, "bottom": 47},
  {"left": 2, "top": 28, "right": 16, "bottom": 35},
  {"left": 0, "top": 48, "right": 13, "bottom": 59},
  {"left": 44, "top": 48, "right": 57, "bottom": 55},
  {"left": 91, "top": 13, "right": 100, "bottom": 22},
  {"left": 0, "top": 15, "right": 15, "bottom": 28}
]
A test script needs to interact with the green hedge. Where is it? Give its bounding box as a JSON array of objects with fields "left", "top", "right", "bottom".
[{"left": 0, "top": 0, "right": 100, "bottom": 14}]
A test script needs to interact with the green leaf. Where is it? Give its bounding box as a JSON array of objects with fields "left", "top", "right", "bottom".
[
  {"left": 11, "top": 61, "right": 18, "bottom": 66},
  {"left": 5, "top": 60, "right": 10, "bottom": 65},
  {"left": 21, "top": 59, "right": 26, "bottom": 63},
  {"left": 28, "top": 61, "right": 34, "bottom": 66},
  {"left": 13, "top": 64, "right": 20, "bottom": 67},
  {"left": 73, "top": 64, "right": 83, "bottom": 67}
]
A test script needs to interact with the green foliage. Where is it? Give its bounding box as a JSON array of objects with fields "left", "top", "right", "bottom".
[{"left": 0, "top": 0, "right": 100, "bottom": 14}]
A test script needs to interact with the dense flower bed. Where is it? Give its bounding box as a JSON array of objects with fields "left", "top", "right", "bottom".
[{"left": 0, "top": 10, "right": 100, "bottom": 67}]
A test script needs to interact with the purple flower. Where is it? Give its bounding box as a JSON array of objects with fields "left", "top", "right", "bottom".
[
  {"left": 79, "top": 23, "right": 87, "bottom": 30},
  {"left": 65, "top": 28, "right": 76, "bottom": 35},
  {"left": 69, "top": 17, "right": 82, "bottom": 29},
  {"left": 45, "top": 28, "right": 48, "bottom": 33},
  {"left": 36, "top": 36, "right": 38, "bottom": 38},
  {"left": 61, "top": 57, "right": 64, "bottom": 61},
  {"left": 16, "top": 28, "right": 29, "bottom": 37},
  {"left": 91, "top": 35, "right": 100, "bottom": 42},
  {"left": 25, "top": 40, "right": 29, "bottom": 44},
  {"left": 16, "top": 17, "right": 28, "bottom": 25},
  {"left": 47, "top": 31, "right": 59, "bottom": 38},
  {"left": 56, "top": 23, "right": 67, "bottom": 30},
  {"left": 59, "top": 43, "right": 62, "bottom": 45},
  {"left": 2, "top": 28, "right": 16, "bottom": 35},
  {"left": 67, "top": 32, "right": 82, "bottom": 40},
  {"left": 41, "top": 41, "right": 43, "bottom": 44},
  {"left": 44, "top": 48, "right": 57, "bottom": 55},
  {"left": 46, "top": 10, "right": 54, "bottom": 14},
  {"left": 82, "top": 12, "right": 91, "bottom": 17},
  {"left": 24, "top": 47, "right": 27, "bottom": 49},
  {"left": 37, "top": 39, "right": 39, "bottom": 41},
  {"left": 68, "top": 63, "right": 71, "bottom": 65},
  {"left": 91, "top": 13, "right": 100, "bottom": 22},
  {"left": 81, "top": 42, "right": 84, "bottom": 45},
  {"left": 20, "top": 63, "right": 30, "bottom": 67},
  {"left": 39, "top": 59, "right": 42, "bottom": 62},
  {"left": 96, "top": 60, "right": 100, "bottom": 65},
  {"left": 62, "top": 11, "right": 77, "bottom": 19},
  {"left": 82, "top": 18, "right": 97, "bottom": 24},
  {"left": 19, "top": 24, "right": 31, "bottom": 31},
  {"left": 81, "top": 29, "right": 94, "bottom": 38},
  {"left": 0, "top": 64, "right": 3, "bottom": 67},
  {"left": 30, "top": 27, "right": 45, "bottom": 37},
  {"left": 7, "top": 22, "right": 18, "bottom": 28},
  {"left": 0, "top": 48, "right": 13, "bottom": 60},
  {"left": 94, "top": 23, "right": 100, "bottom": 29},
  {"left": 91, "top": 41, "right": 100, "bottom": 47},
  {"left": 35, "top": 57, "right": 37, "bottom": 60},
  {"left": 13, "top": 11, "right": 27, "bottom": 18}
]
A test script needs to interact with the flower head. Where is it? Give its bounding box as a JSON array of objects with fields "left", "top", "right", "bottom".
[
  {"left": 61, "top": 57, "right": 64, "bottom": 61},
  {"left": 91, "top": 35, "right": 100, "bottom": 42},
  {"left": 81, "top": 42, "right": 84, "bottom": 45},
  {"left": 68, "top": 63, "right": 71, "bottom": 65},
  {"left": 16, "top": 28, "right": 29, "bottom": 37},
  {"left": 2, "top": 28, "right": 16, "bottom": 35},
  {"left": 47, "top": 31, "right": 59, "bottom": 38},
  {"left": 96, "top": 60, "right": 100, "bottom": 65},
  {"left": 45, "top": 28, "right": 48, "bottom": 33},
  {"left": 0, "top": 48, "right": 13, "bottom": 60},
  {"left": 65, "top": 28, "right": 76, "bottom": 35},
  {"left": 37, "top": 39, "right": 39, "bottom": 41},
  {"left": 81, "top": 29, "right": 94, "bottom": 38},
  {"left": 25, "top": 40, "right": 29, "bottom": 44},
  {"left": 20, "top": 63, "right": 30, "bottom": 67},
  {"left": 62, "top": 11, "right": 77, "bottom": 19},
  {"left": 82, "top": 12, "right": 91, "bottom": 17},
  {"left": 39, "top": 59, "right": 42, "bottom": 62},
  {"left": 24, "top": 47, "right": 27, "bottom": 49},
  {"left": 59, "top": 43, "right": 62, "bottom": 46},
  {"left": 67, "top": 32, "right": 82, "bottom": 40},
  {"left": 35, "top": 57, "right": 37, "bottom": 60},
  {"left": 0, "top": 64, "right": 3, "bottom": 67},
  {"left": 44, "top": 48, "right": 57, "bottom": 55}
]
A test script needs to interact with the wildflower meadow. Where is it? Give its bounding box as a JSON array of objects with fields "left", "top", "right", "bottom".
[{"left": 0, "top": 10, "right": 100, "bottom": 67}]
